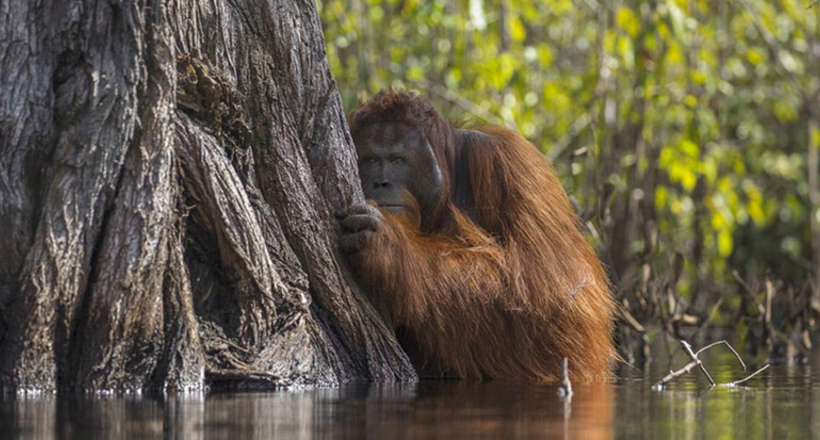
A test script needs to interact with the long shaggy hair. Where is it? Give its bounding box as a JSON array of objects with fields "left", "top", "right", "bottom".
[{"left": 350, "top": 91, "right": 615, "bottom": 380}]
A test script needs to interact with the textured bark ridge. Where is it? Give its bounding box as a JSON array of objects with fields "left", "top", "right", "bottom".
[{"left": 0, "top": 0, "right": 416, "bottom": 391}]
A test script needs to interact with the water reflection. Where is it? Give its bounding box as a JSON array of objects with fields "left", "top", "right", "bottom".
[{"left": 1, "top": 360, "right": 819, "bottom": 439}]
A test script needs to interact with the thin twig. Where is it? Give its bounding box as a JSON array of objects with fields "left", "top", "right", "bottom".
[
  {"left": 620, "top": 307, "right": 646, "bottom": 333},
  {"left": 695, "top": 297, "right": 725, "bottom": 335},
  {"left": 732, "top": 270, "right": 764, "bottom": 316},
  {"left": 651, "top": 359, "right": 702, "bottom": 391},
  {"left": 681, "top": 340, "right": 715, "bottom": 386},
  {"left": 652, "top": 339, "right": 766, "bottom": 391},
  {"left": 695, "top": 340, "right": 746, "bottom": 371},
  {"left": 718, "top": 364, "right": 770, "bottom": 387},
  {"left": 547, "top": 113, "right": 591, "bottom": 161}
]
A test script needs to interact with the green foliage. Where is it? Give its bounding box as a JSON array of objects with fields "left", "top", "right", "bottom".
[{"left": 318, "top": 0, "right": 820, "bottom": 320}]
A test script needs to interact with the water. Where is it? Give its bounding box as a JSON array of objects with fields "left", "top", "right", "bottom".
[{"left": 2, "top": 348, "right": 820, "bottom": 439}]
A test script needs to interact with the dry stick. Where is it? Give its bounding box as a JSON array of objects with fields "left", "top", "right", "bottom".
[
  {"left": 718, "top": 364, "right": 769, "bottom": 388},
  {"left": 719, "top": 364, "right": 771, "bottom": 388},
  {"left": 653, "top": 339, "right": 769, "bottom": 391},
  {"left": 651, "top": 358, "right": 702, "bottom": 391},
  {"left": 732, "top": 270, "right": 765, "bottom": 316},
  {"left": 620, "top": 307, "right": 646, "bottom": 333},
  {"left": 695, "top": 340, "right": 746, "bottom": 371},
  {"left": 695, "top": 297, "right": 725, "bottom": 337},
  {"left": 681, "top": 340, "right": 716, "bottom": 386},
  {"left": 653, "top": 340, "right": 730, "bottom": 390}
]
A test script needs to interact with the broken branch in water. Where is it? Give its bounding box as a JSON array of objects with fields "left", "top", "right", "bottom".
[
  {"left": 681, "top": 340, "right": 715, "bottom": 386},
  {"left": 652, "top": 339, "right": 769, "bottom": 391},
  {"left": 718, "top": 364, "right": 770, "bottom": 388},
  {"left": 651, "top": 358, "right": 703, "bottom": 391},
  {"left": 695, "top": 340, "right": 746, "bottom": 370}
]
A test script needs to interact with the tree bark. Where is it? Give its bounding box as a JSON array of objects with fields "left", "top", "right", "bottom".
[{"left": 0, "top": 0, "right": 415, "bottom": 391}]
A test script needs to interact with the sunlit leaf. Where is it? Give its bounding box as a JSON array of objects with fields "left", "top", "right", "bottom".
[{"left": 615, "top": 6, "right": 640, "bottom": 38}]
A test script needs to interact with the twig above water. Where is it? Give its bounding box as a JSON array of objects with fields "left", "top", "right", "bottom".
[
  {"left": 681, "top": 340, "right": 715, "bottom": 386},
  {"left": 651, "top": 358, "right": 703, "bottom": 391},
  {"left": 696, "top": 340, "right": 746, "bottom": 370},
  {"left": 652, "top": 339, "right": 769, "bottom": 391},
  {"left": 718, "top": 364, "right": 770, "bottom": 388}
]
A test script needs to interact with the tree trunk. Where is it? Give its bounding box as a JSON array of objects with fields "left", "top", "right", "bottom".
[
  {"left": 0, "top": 0, "right": 416, "bottom": 391},
  {"left": 810, "top": 115, "right": 820, "bottom": 314}
]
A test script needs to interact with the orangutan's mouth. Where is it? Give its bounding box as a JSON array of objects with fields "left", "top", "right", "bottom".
[{"left": 378, "top": 204, "right": 408, "bottom": 214}]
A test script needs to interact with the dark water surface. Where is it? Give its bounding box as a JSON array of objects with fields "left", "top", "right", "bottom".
[{"left": 2, "top": 349, "right": 820, "bottom": 439}]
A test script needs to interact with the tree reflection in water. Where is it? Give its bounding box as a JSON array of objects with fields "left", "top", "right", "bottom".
[
  {"left": 2, "top": 360, "right": 820, "bottom": 439},
  {"left": 0, "top": 381, "right": 612, "bottom": 439}
]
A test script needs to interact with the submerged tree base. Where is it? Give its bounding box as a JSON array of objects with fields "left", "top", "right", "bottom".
[{"left": 0, "top": 0, "right": 415, "bottom": 392}]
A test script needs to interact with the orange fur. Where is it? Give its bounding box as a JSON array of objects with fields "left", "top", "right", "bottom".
[{"left": 350, "top": 91, "right": 615, "bottom": 381}]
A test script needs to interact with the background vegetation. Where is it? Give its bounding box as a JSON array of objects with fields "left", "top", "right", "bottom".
[{"left": 317, "top": 0, "right": 820, "bottom": 361}]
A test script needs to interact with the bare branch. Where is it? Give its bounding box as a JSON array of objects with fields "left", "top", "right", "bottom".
[
  {"left": 718, "top": 364, "right": 770, "bottom": 388},
  {"left": 653, "top": 339, "right": 761, "bottom": 391},
  {"left": 695, "top": 340, "right": 746, "bottom": 371},
  {"left": 620, "top": 308, "right": 646, "bottom": 333},
  {"left": 681, "top": 340, "right": 715, "bottom": 386},
  {"left": 651, "top": 359, "right": 702, "bottom": 391},
  {"left": 732, "top": 271, "right": 764, "bottom": 316}
]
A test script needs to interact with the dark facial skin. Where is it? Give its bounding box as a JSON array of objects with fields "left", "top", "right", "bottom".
[{"left": 353, "top": 122, "right": 443, "bottom": 226}]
